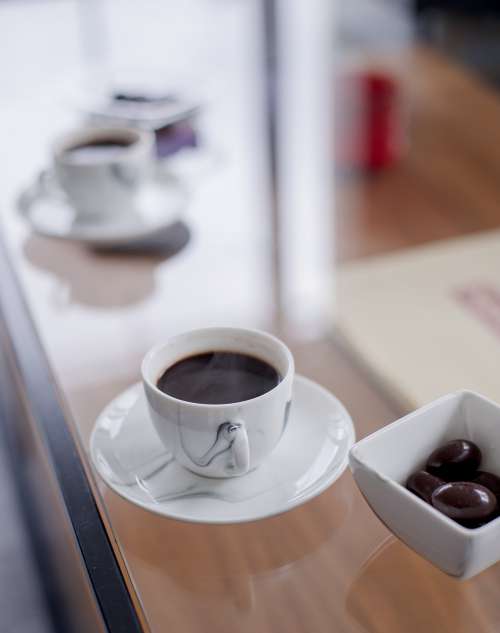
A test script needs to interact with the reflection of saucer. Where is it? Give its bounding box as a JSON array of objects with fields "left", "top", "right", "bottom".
[
  {"left": 90, "top": 375, "right": 355, "bottom": 524},
  {"left": 17, "top": 170, "right": 188, "bottom": 247}
]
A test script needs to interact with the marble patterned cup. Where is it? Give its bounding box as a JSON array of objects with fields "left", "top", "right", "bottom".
[
  {"left": 141, "top": 327, "right": 294, "bottom": 478},
  {"left": 51, "top": 126, "right": 154, "bottom": 221}
]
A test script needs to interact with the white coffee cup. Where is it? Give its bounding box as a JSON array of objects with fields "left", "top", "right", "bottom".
[
  {"left": 141, "top": 327, "right": 294, "bottom": 478},
  {"left": 51, "top": 127, "right": 154, "bottom": 220}
]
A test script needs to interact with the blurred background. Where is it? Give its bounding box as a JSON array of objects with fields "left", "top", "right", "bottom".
[{"left": 2, "top": 0, "right": 500, "bottom": 631}]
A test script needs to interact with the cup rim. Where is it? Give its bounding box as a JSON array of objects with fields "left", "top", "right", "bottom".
[
  {"left": 52, "top": 126, "right": 153, "bottom": 164},
  {"left": 141, "top": 327, "right": 294, "bottom": 409}
]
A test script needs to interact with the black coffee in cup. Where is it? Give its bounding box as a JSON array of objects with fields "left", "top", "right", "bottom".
[
  {"left": 63, "top": 138, "right": 133, "bottom": 165},
  {"left": 156, "top": 351, "right": 281, "bottom": 405}
]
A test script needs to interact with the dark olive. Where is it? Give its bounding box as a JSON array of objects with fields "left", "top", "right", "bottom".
[
  {"left": 406, "top": 470, "right": 444, "bottom": 504},
  {"left": 431, "top": 482, "right": 497, "bottom": 528},
  {"left": 472, "top": 471, "right": 500, "bottom": 502},
  {"left": 426, "top": 439, "right": 481, "bottom": 481}
]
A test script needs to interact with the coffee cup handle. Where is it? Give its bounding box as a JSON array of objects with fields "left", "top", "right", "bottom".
[
  {"left": 37, "top": 169, "right": 66, "bottom": 200},
  {"left": 38, "top": 169, "right": 56, "bottom": 193},
  {"left": 228, "top": 419, "right": 250, "bottom": 476}
]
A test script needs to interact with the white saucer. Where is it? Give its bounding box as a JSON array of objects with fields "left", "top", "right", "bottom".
[
  {"left": 17, "top": 170, "right": 188, "bottom": 247},
  {"left": 90, "top": 375, "right": 355, "bottom": 524}
]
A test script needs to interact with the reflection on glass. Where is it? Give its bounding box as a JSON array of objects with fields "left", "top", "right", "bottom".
[
  {"left": 267, "top": 0, "right": 335, "bottom": 338},
  {"left": 346, "top": 537, "right": 500, "bottom": 633},
  {"left": 105, "top": 478, "right": 351, "bottom": 620}
]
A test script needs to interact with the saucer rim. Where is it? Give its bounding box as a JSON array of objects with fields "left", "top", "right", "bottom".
[
  {"left": 89, "top": 374, "right": 356, "bottom": 524},
  {"left": 17, "top": 168, "right": 189, "bottom": 246}
]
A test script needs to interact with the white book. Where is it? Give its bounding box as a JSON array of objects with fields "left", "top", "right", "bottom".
[{"left": 337, "top": 230, "right": 500, "bottom": 409}]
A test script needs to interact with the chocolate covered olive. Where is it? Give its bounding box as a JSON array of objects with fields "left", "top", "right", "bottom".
[
  {"left": 426, "top": 439, "right": 481, "bottom": 481},
  {"left": 473, "top": 471, "right": 500, "bottom": 502},
  {"left": 407, "top": 470, "right": 444, "bottom": 504},
  {"left": 431, "top": 482, "right": 497, "bottom": 527}
]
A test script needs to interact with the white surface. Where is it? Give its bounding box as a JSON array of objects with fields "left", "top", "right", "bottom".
[
  {"left": 0, "top": 0, "right": 276, "bottom": 337},
  {"left": 350, "top": 390, "right": 500, "bottom": 579},
  {"left": 17, "top": 168, "right": 187, "bottom": 246},
  {"left": 90, "top": 374, "right": 355, "bottom": 524},
  {"left": 277, "top": 0, "right": 334, "bottom": 335},
  {"left": 141, "top": 327, "right": 294, "bottom": 478}
]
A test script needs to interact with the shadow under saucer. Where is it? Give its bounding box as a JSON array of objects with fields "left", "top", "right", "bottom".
[
  {"left": 22, "top": 222, "right": 190, "bottom": 309},
  {"left": 90, "top": 219, "right": 191, "bottom": 256}
]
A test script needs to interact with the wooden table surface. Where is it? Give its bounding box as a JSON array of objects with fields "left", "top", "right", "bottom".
[
  {"left": 337, "top": 47, "right": 500, "bottom": 263},
  {"left": 4, "top": 1, "right": 500, "bottom": 628}
]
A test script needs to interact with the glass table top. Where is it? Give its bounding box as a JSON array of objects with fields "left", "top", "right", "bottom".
[{"left": 2, "top": 1, "right": 500, "bottom": 632}]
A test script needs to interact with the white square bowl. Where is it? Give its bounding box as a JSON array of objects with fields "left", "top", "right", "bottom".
[{"left": 349, "top": 390, "right": 500, "bottom": 580}]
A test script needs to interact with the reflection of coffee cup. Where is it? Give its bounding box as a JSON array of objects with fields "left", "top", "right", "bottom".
[
  {"left": 141, "top": 328, "right": 294, "bottom": 478},
  {"left": 51, "top": 127, "right": 154, "bottom": 220}
]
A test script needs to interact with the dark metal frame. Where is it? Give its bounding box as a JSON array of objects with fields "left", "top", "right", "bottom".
[
  {"left": 415, "top": 1, "right": 500, "bottom": 14},
  {"left": 0, "top": 234, "right": 143, "bottom": 633}
]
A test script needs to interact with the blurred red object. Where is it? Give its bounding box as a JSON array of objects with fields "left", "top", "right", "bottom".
[{"left": 335, "top": 70, "right": 405, "bottom": 171}]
